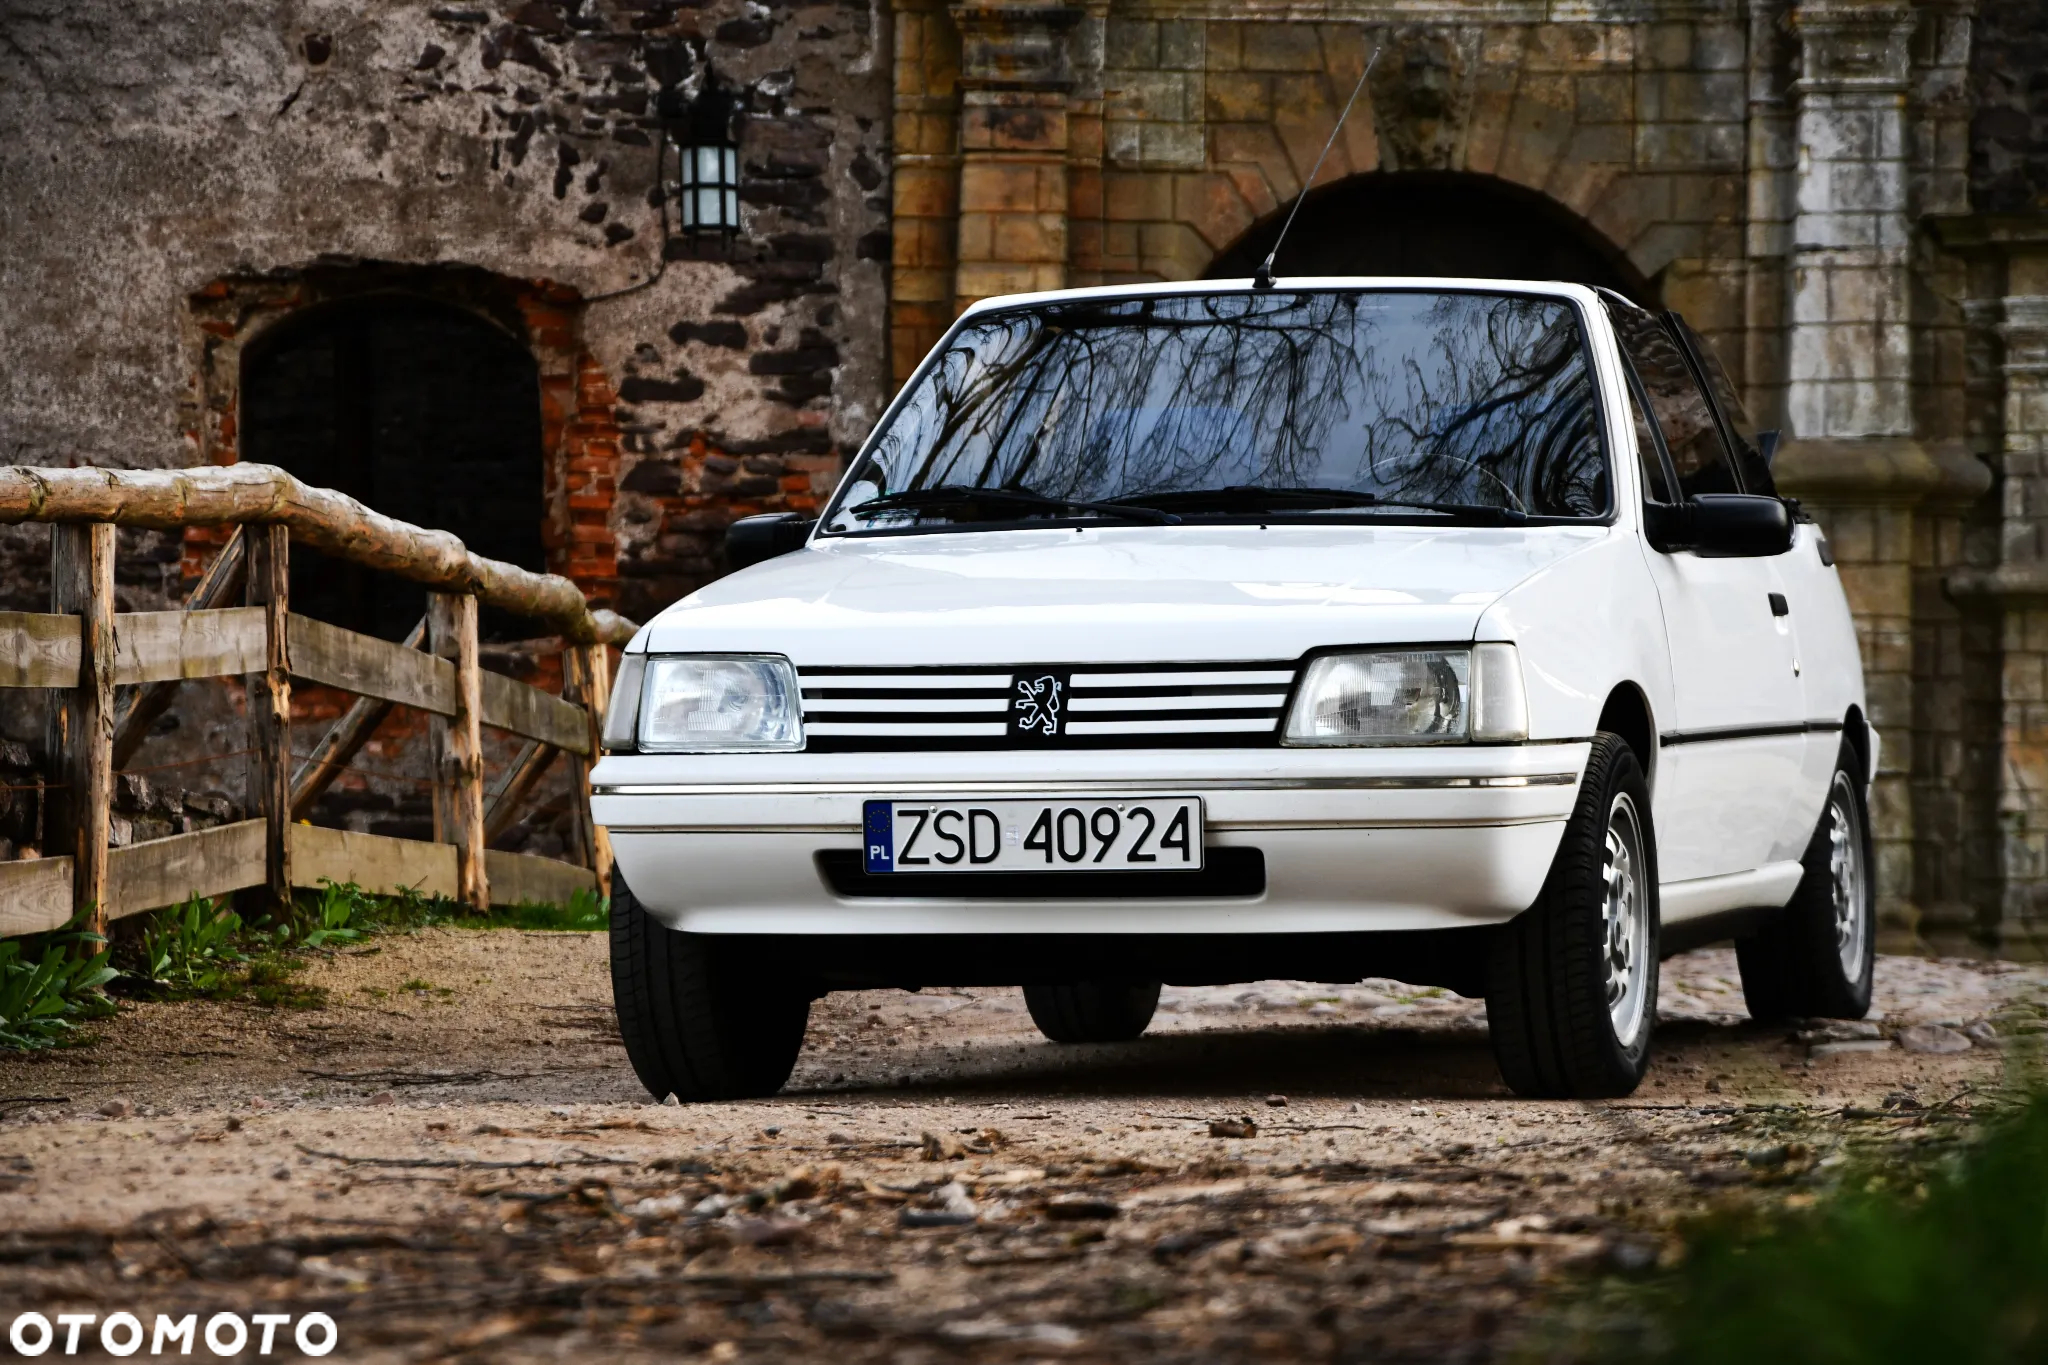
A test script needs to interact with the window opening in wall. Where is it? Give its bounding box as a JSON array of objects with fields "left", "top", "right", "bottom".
[{"left": 239, "top": 294, "right": 548, "bottom": 641}]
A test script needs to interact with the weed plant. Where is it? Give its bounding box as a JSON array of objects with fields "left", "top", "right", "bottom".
[
  {"left": 0, "top": 916, "right": 115, "bottom": 1048},
  {"left": 1541, "top": 1090, "right": 2048, "bottom": 1364}
]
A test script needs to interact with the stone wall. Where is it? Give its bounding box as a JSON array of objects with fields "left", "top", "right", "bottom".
[
  {"left": 0, "top": 0, "right": 891, "bottom": 622},
  {"left": 0, "top": 0, "right": 890, "bottom": 838}
]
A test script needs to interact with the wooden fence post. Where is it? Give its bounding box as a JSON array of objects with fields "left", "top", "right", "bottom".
[
  {"left": 244, "top": 524, "right": 291, "bottom": 913},
  {"left": 48, "top": 523, "right": 115, "bottom": 934},
  {"left": 428, "top": 592, "right": 487, "bottom": 909},
  {"left": 563, "top": 642, "right": 613, "bottom": 898}
]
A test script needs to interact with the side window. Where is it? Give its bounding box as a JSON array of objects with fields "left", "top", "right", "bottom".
[
  {"left": 1619, "top": 368, "right": 1675, "bottom": 504},
  {"left": 1668, "top": 314, "right": 1776, "bottom": 496},
  {"left": 1604, "top": 303, "right": 1742, "bottom": 498}
]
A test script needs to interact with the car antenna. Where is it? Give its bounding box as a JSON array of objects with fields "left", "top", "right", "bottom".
[{"left": 1252, "top": 43, "right": 1379, "bottom": 291}]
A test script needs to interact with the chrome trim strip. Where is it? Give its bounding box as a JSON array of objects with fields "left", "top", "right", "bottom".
[{"left": 594, "top": 773, "right": 1580, "bottom": 797}]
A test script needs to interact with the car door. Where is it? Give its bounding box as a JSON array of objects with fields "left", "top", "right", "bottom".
[
  {"left": 1607, "top": 301, "right": 1806, "bottom": 885},
  {"left": 1664, "top": 313, "right": 1839, "bottom": 859}
]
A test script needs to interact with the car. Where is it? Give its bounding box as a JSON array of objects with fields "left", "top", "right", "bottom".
[{"left": 590, "top": 276, "right": 1875, "bottom": 1102}]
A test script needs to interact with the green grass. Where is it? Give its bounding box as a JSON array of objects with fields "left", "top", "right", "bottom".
[
  {"left": 0, "top": 916, "right": 116, "bottom": 1049},
  {"left": 1540, "top": 1091, "right": 2048, "bottom": 1364},
  {"left": 4, "top": 879, "right": 608, "bottom": 1048}
]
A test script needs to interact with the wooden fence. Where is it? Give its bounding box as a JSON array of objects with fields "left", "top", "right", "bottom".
[{"left": 0, "top": 464, "right": 637, "bottom": 940}]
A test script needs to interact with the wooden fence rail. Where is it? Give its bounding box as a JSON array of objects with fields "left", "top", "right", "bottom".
[{"left": 0, "top": 464, "right": 635, "bottom": 939}]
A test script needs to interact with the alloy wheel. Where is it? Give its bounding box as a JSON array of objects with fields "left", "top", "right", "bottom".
[
  {"left": 1601, "top": 792, "right": 1651, "bottom": 1048},
  {"left": 1828, "top": 772, "right": 1868, "bottom": 980}
]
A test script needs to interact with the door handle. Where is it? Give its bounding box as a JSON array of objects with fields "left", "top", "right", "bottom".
[{"left": 1768, "top": 592, "right": 1789, "bottom": 617}]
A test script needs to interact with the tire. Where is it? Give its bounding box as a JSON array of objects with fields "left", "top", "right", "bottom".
[
  {"left": 609, "top": 875, "right": 811, "bottom": 1101},
  {"left": 1736, "top": 747, "right": 1874, "bottom": 1022},
  {"left": 1022, "top": 981, "right": 1162, "bottom": 1043},
  {"left": 1486, "top": 732, "right": 1659, "bottom": 1099}
]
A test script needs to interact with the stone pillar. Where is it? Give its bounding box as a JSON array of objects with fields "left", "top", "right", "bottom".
[
  {"left": 891, "top": 0, "right": 965, "bottom": 384},
  {"left": 950, "top": 2, "right": 1082, "bottom": 309},
  {"left": 1776, "top": 0, "right": 1926, "bottom": 944},
  {"left": 1982, "top": 294, "right": 2048, "bottom": 956}
]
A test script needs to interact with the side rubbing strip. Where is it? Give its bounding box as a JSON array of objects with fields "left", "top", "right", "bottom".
[{"left": 1659, "top": 720, "right": 1847, "bottom": 747}]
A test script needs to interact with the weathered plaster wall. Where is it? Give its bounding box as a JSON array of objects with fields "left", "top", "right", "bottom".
[{"left": 0, "top": 0, "right": 892, "bottom": 626}]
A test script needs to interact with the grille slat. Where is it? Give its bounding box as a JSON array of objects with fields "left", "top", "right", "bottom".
[{"left": 798, "top": 661, "right": 1296, "bottom": 751}]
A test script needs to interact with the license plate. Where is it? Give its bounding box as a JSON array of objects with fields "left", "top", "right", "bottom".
[{"left": 862, "top": 798, "right": 1205, "bottom": 874}]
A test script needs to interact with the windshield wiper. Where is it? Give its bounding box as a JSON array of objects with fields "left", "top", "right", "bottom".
[
  {"left": 848, "top": 485, "right": 1180, "bottom": 526},
  {"left": 1113, "top": 485, "right": 1527, "bottom": 523}
]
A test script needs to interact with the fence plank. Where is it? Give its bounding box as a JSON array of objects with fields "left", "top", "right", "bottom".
[
  {"left": 0, "top": 857, "right": 76, "bottom": 938},
  {"left": 49, "top": 524, "right": 115, "bottom": 934},
  {"left": 113, "top": 606, "right": 268, "bottom": 686},
  {"left": 0, "top": 613, "right": 80, "bottom": 688},
  {"left": 287, "top": 824, "right": 459, "bottom": 900},
  {"left": 429, "top": 594, "right": 487, "bottom": 909},
  {"left": 484, "top": 848, "right": 596, "bottom": 908},
  {"left": 106, "top": 820, "right": 267, "bottom": 920},
  {"left": 478, "top": 669, "right": 590, "bottom": 755},
  {"left": 112, "top": 527, "right": 247, "bottom": 767},
  {"left": 289, "top": 617, "right": 426, "bottom": 820},
  {"left": 287, "top": 614, "right": 456, "bottom": 715},
  {"left": 246, "top": 526, "right": 292, "bottom": 913}
]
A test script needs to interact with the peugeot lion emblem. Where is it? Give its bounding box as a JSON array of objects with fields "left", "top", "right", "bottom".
[{"left": 1012, "top": 674, "right": 1063, "bottom": 737}]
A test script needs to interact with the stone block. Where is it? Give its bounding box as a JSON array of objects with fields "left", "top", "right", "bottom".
[
  {"left": 1494, "top": 75, "right": 1575, "bottom": 191},
  {"left": 1140, "top": 121, "right": 1204, "bottom": 167},
  {"left": 956, "top": 260, "right": 1063, "bottom": 303},
  {"left": 893, "top": 165, "right": 958, "bottom": 221},
  {"left": 1205, "top": 72, "right": 1272, "bottom": 124},
  {"left": 1574, "top": 72, "right": 1632, "bottom": 124},
  {"left": 1139, "top": 220, "right": 1212, "bottom": 281},
  {"left": 1643, "top": 21, "right": 1693, "bottom": 70},
  {"left": 990, "top": 212, "right": 1067, "bottom": 264},
  {"left": 1203, "top": 20, "right": 1241, "bottom": 72},
  {"left": 1159, "top": 21, "right": 1203, "bottom": 71},
  {"left": 1105, "top": 19, "right": 1157, "bottom": 70},
  {"left": 1175, "top": 172, "right": 1257, "bottom": 251},
  {"left": 1671, "top": 172, "right": 1742, "bottom": 224},
  {"left": 1104, "top": 170, "right": 1173, "bottom": 222},
  {"left": 959, "top": 161, "right": 1043, "bottom": 215},
  {"left": 1242, "top": 24, "right": 1323, "bottom": 73},
  {"left": 1106, "top": 119, "right": 1141, "bottom": 165},
  {"left": 954, "top": 211, "right": 992, "bottom": 263}
]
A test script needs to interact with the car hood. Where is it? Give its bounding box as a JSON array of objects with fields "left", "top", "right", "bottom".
[{"left": 636, "top": 524, "right": 1608, "bottom": 665}]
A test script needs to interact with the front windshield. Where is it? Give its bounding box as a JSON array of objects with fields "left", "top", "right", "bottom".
[{"left": 824, "top": 289, "right": 1609, "bottom": 533}]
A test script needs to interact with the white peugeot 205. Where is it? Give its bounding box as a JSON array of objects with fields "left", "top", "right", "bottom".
[{"left": 591, "top": 277, "right": 1874, "bottom": 1102}]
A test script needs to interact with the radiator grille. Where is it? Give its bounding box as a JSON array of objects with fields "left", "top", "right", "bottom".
[{"left": 798, "top": 662, "right": 1297, "bottom": 751}]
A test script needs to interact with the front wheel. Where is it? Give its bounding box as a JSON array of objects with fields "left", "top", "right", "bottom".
[
  {"left": 1486, "top": 733, "right": 1659, "bottom": 1098},
  {"left": 1736, "top": 749, "right": 1874, "bottom": 1021},
  {"left": 609, "top": 877, "right": 811, "bottom": 1101},
  {"left": 1023, "top": 981, "right": 1161, "bottom": 1043}
]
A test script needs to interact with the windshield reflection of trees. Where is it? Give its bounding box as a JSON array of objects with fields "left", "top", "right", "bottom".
[{"left": 849, "top": 292, "right": 1607, "bottom": 526}]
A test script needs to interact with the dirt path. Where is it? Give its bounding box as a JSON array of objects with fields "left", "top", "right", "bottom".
[{"left": 1, "top": 929, "right": 2038, "bottom": 1362}]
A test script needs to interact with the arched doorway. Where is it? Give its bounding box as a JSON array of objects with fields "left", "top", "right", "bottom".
[
  {"left": 240, "top": 295, "right": 548, "bottom": 641},
  {"left": 1205, "top": 172, "right": 1654, "bottom": 302}
]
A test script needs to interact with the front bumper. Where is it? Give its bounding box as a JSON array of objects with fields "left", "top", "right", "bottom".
[{"left": 591, "top": 743, "right": 1587, "bottom": 935}]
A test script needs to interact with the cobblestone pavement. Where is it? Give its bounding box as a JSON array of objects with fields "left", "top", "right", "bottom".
[{"left": 1, "top": 930, "right": 2039, "bottom": 1362}]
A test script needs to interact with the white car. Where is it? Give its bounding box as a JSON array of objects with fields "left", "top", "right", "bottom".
[{"left": 592, "top": 277, "right": 1874, "bottom": 1102}]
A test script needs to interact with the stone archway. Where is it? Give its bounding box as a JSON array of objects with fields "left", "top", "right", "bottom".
[{"left": 1202, "top": 171, "right": 1656, "bottom": 303}]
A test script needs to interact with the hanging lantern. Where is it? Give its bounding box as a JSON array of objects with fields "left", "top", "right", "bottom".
[{"left": 662, "top": 80, "right": 740, "bottom": 240}]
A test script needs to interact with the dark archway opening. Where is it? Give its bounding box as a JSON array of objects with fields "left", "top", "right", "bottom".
[
  {"left": 241, "top": 295, "right": 548, "bottom": 642},
  {"left": 1206, "top": 171, "right": 1655, "bottom": 303}
]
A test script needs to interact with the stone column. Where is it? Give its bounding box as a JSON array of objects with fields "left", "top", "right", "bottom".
[
  {"left": 949, "top": 2, "right": 1082, "bottom": 308},
  {"left": 1775, "top": 0, "right": 1938, "bottom": 944},
  {"left": 891, "top": 0, "right": 965, "bottom": 384},
  {"left": 1955, "top": 293, "right": 2048, "bottom": 958}
]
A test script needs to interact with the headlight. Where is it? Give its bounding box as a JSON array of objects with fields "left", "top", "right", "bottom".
[
  {"left": 628, "top": 655, "right": 804, "bottom": 753},
  {"left": 1283, "top": 644, "right": 1527, "bottom": 746}
]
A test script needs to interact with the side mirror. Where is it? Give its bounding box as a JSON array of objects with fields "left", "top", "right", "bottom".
[
  {"left": 725, "top": 513, "right": 816, "bottom": 571},
  {"left": 1645, "top": 494, "right": 1793, "bottom": 557}
]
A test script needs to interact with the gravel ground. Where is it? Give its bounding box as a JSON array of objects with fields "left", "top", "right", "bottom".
[{"left": 0, "top": 928, "right": 2040, "bottom": 1362}]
